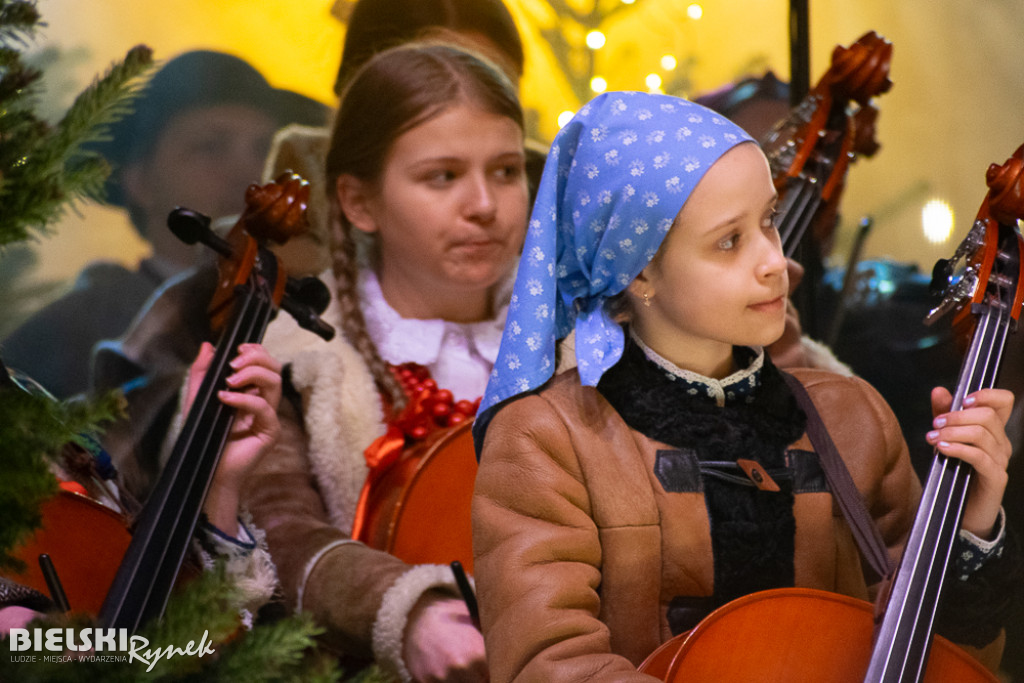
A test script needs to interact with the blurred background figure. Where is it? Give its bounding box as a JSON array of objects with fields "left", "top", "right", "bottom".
[
  {"left": 694, "top": 70, "right": 790, "bottom": 140},
  {"left": 0, "top": 50, "right": 328, "bottom": 399}
]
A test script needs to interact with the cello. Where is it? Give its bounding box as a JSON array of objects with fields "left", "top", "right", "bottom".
[
  {"left": 638, "top": 146, "right": 1024, "bottom": 681},
  {"left": 7, "top": 172, "right": 335, "bottom": 629},
  {"left": 351, "top": 364, "right": 479, "bottom": 572}
]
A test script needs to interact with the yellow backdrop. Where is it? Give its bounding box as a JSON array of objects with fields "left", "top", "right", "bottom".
[{"left": 20, "top": 0, "right": 1024, "bottom": 294}]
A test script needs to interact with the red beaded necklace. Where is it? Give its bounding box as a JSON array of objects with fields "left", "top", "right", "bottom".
[
  {"left": 362, "top": 363, "right": 481, "bottom": 474},
  {"left": 387, "top": 362, "right": 480, "bottom": 440}
]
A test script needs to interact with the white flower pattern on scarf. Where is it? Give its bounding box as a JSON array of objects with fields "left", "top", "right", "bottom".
[{"left": 478, "top": 92, "right": 753, "bottom": 420}]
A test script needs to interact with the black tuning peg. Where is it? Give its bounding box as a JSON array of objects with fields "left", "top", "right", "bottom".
[
  {"left": 167, "top": 208, "right": 232, "bottom": 258},
  {"left": 929, "top": 258, "right": 952, "bottom": 296},
  {"left": 286, "top": 276, "right": 331, "bottom": 316}
]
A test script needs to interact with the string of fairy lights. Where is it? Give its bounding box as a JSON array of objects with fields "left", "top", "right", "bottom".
[
  {"left": 555, "top": 2, "right": 704, "bottom": 129},
  {"left": 551, "top": 1, "right": 956, "bottom": 247}
]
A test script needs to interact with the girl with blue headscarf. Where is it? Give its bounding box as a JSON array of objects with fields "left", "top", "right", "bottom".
[{"left": 470, "top": 92, "right": 1018, "bottom": 681}]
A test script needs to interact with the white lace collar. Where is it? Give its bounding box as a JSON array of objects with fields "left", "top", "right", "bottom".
[
  {"left": 359, "top": 269, "right": 509, "bottom": 370},
  {"left": 629, "top": 329, "right": 764, "bottom": 407}
]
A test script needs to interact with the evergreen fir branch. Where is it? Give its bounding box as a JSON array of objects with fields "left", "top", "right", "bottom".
[
  {"left": 206, "top": 611, "right": 331, "bottom": 682},
  {"left": 0, "top": 44, "right": 152, "bottom": 246},
  {"left": 47, "top": 44, "right": 153, "bottom": 169},
  {"left": 0, "top": 58, "right": 40, "bottom": 102},
  {"left": 126, "top": 566, "right": 245, "bottom": 680},
  {"left": 0, "top": 175, "right": 61, "bottom": 245},
  {"left": 59, "top": 154, "right": 110, "bottom": 204},
  {"left": 288, "top": 652, "right": 352, "bottom": 683},
  {"left": 59, "top": 390, "right": 125, "bottom": 449},
  {"left": 0, "top": 44, "right": 20, "bottom": 65},
  {"left": 13, "top": 44, "right": 152, "bottom": 200},
  {"left": 0, "top": 387, "right": 64, "bottom": 572},
  {"left": 0, "top": 0, "right": 41, "bottom": 47},
  {"left": 0, "top": 385, "right": 121, "bottom": 572}
]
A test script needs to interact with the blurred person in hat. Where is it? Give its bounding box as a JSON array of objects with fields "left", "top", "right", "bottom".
[{"left": 1, "top": 50, "right": 327, "bottom": 399}]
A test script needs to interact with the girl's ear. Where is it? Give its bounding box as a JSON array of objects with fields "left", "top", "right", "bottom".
[
  {"left": 622, "top": 270, "right": 652, "bottom": 319},
  {"left": 627, "top": 265, "right": 654, "bottom": 301},
  {"left": 335, "top": 174, "right": 378, "bottom": 234},
  {"left": 625, "top": 276, "right": 646, "bottom": 301}
]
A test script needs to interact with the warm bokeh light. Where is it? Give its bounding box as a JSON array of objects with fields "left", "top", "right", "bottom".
[
  {"left": 558, "top": 110, "right": 577, "bottom": 128},
  {"left": 922, "top": 199, "right": 955, "bottom": 245},
  {"left": 590, "top": 76, "right": 608, "bottom": 93},
  {"left": 645, "top": 73, "right": 663, "bottom": 91},
  {"left": 620, "top": 0, "right": 637, "bottom": 4},
  {"left": 660, "top": 54, "right": 678, "bottom": 71},
  {"left": 586, "top": 31, "right": 607, "bottom": 50},
  {"left": 687, "top": 4, "right": 704, "bottom": 20}
]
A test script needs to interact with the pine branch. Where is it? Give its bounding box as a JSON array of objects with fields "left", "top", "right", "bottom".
[
  {"left": 0, "top": 43, "right": 153, "bottom": 246},
  {"left": 0, "top": 0, "right": 41, "bottom": 47},
  {"left": 207, "top": 611, "right": 331, "bottom": 682},
  {"left": 48, "top": 44, "right": 153, "bottom": 183},
  {"left": 0, "top": 385, "right": 121, "bottom": 572}
]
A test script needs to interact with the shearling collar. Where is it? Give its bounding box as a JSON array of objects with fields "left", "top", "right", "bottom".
[{"left": 261, "top": 268, "right": 385, "bottom": 532}]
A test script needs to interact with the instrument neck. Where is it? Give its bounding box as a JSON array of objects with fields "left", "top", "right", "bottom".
[
  {"left": 864, "top": 303, "right": 1010, "bottom": 683},
  {"left": 777, "top": 176, "right": 824, "bottom": 259},
  {"left": 98, "top": 268, "right": 277, "bottom": 632}
]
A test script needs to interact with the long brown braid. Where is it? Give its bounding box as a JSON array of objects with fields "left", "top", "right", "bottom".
[
  {"left": 327, "top": 202, "right": 407, "bottom": 414},
  {"left": 323, "top": 43, "right": 523, "bottom": 419}
]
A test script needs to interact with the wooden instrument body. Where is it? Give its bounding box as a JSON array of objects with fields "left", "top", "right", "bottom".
[
  {"left": 7, "top": 490, "right": 131, "bottom": 615},
  {"left": 639, "top": 588, "right": 996, "bottom": 682},
  {"left": 354, "top": 421, "right": 477, "bottom": 573}
]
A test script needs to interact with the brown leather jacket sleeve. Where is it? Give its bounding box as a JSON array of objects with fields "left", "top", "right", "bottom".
[
  {"left": 472, "top": 392, "right": 661, "bottom": 683},
  {"left": 242, "top": 396, "right": 411, "bottom": 657}
]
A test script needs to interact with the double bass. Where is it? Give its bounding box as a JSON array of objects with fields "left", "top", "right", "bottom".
[
  {"left": 7, "top": 172, "right": 334, "bottom": 629},
  {"left": 639, "top": 147, "right": 1024, "bottom": 681}
]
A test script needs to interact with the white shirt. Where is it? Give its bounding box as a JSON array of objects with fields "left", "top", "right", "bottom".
[{"left": 359, "top": 270, "right": 508, "bottom": 402}]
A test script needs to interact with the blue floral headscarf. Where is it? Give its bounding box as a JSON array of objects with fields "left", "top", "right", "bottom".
[{"left": 474, "top": 91, "right": 753, "bottom": 447}]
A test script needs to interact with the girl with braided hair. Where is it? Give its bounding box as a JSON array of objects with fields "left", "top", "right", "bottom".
[{"left": 247, "top": 42, "right": 528, "bottom": 682}]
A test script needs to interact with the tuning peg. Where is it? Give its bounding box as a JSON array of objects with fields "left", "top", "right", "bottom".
[
  {"left": 286, "top": 276, "right": 331, "bottom": 316},
  {"left": 167, "top": 208, "right": 232, "bottom": 258},
  {"left": 929, "top": 258, "right": 952, "bottom": 296}
]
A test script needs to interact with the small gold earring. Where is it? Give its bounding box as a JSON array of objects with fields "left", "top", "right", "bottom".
[{"left": 642, "top": 291, "right": 652, "bottom": 307}]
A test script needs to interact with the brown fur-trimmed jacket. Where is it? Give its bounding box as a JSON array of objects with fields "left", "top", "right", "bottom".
[
  {"left": 243, "top": 271, "right": 468, "bottom": 682},
  {"left": 472, "top": 366, "right": 1003, "bottom": 682}
]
